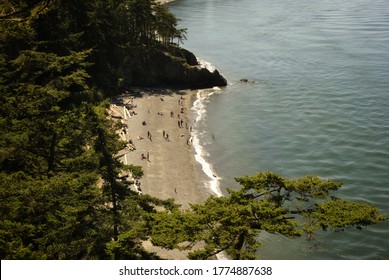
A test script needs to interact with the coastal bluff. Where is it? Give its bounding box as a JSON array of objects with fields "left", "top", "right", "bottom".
[{"left": 116, "top": 46, "right": 227, "bottom": 89}]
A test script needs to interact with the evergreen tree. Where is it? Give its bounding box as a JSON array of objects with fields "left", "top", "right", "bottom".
[
  {"left": 1, "top": 0, "right": 187, "bottom": 259},
  {"left": 150, "top": 172, "right": 386, "bottom": 259},
  {"left": 154, "top": 4, "right": 186, "bottom": 46},
  {"left": 4, "top": 0, "right": 381, "bottom": 262}
]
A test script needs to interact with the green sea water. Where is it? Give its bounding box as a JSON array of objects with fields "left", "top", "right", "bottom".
[{"left": 169, "top": 0, "right": 389, "bottom": 259}]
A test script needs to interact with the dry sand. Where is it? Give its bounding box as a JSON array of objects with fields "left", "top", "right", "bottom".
[
  {"left": 108, "top": 0, "right": 219, "bottom": 261},
  {"left": 111, "top": 88, "right": 210, "bottom": 259},
  {"left": 115, "top": 89, "right": 208, "bottom": 207}
]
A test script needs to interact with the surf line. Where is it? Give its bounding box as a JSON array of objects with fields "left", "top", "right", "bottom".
[{"left": 191, "top": 88, "right": 223, "bottom": 197}]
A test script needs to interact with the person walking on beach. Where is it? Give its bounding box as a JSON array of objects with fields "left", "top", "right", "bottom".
[
  {"left": 147, "top": 152, "right": 150, "bottom": 162},
  {"left": 163, "top": 130, "right": 166, "bottom": 138}
]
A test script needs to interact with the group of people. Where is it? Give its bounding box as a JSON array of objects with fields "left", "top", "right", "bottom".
[{"left": 119, "top": 94, "right": 197, "bottom": 196}]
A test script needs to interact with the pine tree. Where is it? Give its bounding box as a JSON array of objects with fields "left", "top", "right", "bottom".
[{"left": 150, "top": 172, "right": 386, "bottom": 259}]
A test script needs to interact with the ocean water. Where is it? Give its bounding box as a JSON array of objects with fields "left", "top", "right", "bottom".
[{"left": 168, "top": 0, "right": 389, "bottom": 259}]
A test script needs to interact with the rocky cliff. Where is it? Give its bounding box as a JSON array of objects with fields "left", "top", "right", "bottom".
[{"left": 116, "top": 46, "right": 227, "bottom": 89}]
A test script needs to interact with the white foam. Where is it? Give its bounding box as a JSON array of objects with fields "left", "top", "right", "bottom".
[
  {"left": 191, "top": 89, "right": 229, "bottom": 260},
  {"left": 191, "top": 90, "right": 223, "bottom": 197},
  {"left": 198, "top": 58, "right": 217, "bottom": 72}
]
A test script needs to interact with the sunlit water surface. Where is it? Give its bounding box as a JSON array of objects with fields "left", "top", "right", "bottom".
[{"left": 169, "top": 0, "right": 389, "bottom": 259}]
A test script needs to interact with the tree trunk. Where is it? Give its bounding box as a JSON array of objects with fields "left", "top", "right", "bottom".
[
  {"left": 47, "top": 132, "right": 57, "bottom": 176},
  {"left": 233, "top": 232, "right": 246, "bottom": 260}
]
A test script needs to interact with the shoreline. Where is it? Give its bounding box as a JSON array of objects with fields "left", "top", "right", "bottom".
[
  {"left": 191, "top": 89, "right": 224, "bottom": 197},
  {"left": 110, "top": 87, "right": 223, "bottom": 259},
  {"left": 112, "top": 88, "right": 210, "bottom": 209},
  {"left": 108, "top": 0, "right": 226, "bottom": 259}
]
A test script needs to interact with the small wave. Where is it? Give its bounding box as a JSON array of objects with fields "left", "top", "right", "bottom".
[
  {"left": 191, "top": 89, "right": 223, "bottom": 197},
  {"left": 198, "top": 58, "right": 217, "bottom": 72}
]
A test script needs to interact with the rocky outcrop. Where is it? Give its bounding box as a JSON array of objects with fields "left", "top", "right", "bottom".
[{"left": 116, "top": 46, "right": 227, "bottom": 89}]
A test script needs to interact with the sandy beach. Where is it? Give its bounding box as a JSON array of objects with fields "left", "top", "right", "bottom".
[
  {"left": 108, "top": 0, "right": 218, "bottom": 260},
  {"left": 111, "top": 88, "right": 210, "bottom": 259},
  {"left": 112, "top": 89, "right": 208, "bottom": 208}
]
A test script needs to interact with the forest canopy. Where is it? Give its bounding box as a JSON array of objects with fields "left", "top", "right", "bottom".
[
  {"left": 0, "top": 0, "right": 184, "bottom": 259},
  {"left": 0, "top": 0, "right": 386, "bottom": 260}
]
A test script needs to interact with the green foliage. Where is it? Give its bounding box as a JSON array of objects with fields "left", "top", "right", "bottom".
[
  {"left": 2, "top": 0, "right": 385, "bottom": 261},
  {"left": 105, "top": 193, "right": 177, "bottom": 260},
  {"left": 154, "top": 4, "right": 187, "bottom": 45},
  {"left": 306, "top": 199, "right": 386, "bottom": 231},
  {"left": 150, "top": 172, "right": 386, "bottom": 259},
  {"left": 1, "top": 0, "right": 185, "bottom": 259},
  {"left": 1, "top": 0, "right": 186, "bottom": 91},
  {"left": 126, "top": 164, "right": 144, "bottom": 179},
  {"left": 0, "top": 171, "right": 106, "bottom": 259},
  {"left": 151, "top": 209, "right": 199, "bottom": 250}
]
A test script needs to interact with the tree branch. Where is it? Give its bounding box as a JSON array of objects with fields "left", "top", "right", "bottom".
[{"left": 0, "top": 0, "right": 55, "bottom": 22}]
